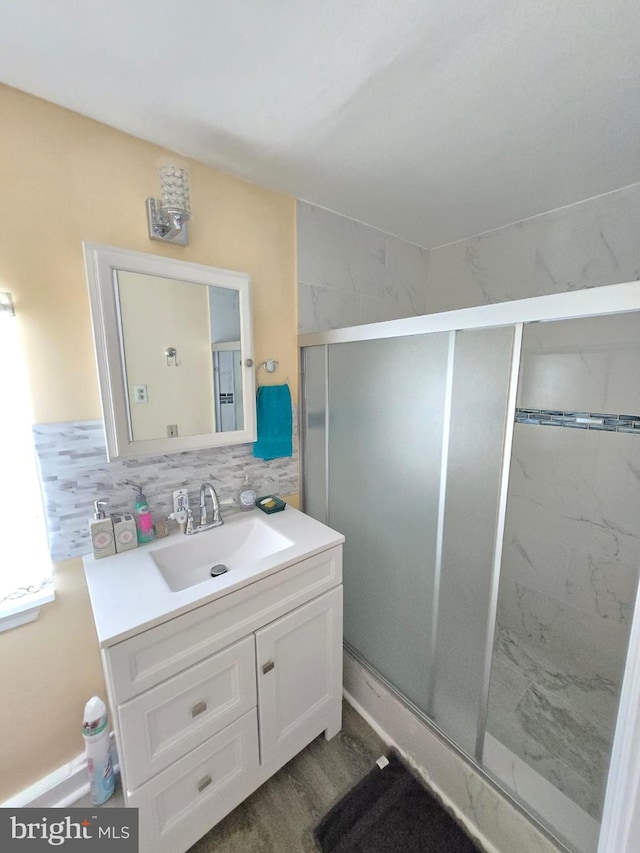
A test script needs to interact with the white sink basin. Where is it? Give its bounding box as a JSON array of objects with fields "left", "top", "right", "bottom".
[
  {"left": 84, "top": 505, "right": 345, "bottom": 647},
  {"left": 151, "top": 514, "right": 294, "bottom": 592}
]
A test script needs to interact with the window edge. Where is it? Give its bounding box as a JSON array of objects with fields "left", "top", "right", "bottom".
[{"left": 0, "top": 587, "right": 55, "bottom": 634}]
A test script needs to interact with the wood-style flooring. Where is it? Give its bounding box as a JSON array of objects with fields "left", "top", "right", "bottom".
[{"left": 189, "top": 701, "right": 386, "bottom": 852}]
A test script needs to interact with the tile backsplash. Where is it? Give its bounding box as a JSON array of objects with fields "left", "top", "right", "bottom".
[{"left": 34, "top": 420, "right": 298, "bottom": 562}]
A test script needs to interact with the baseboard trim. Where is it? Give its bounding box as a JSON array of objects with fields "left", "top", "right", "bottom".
[
  {"left": 1, "top": 753, "right": 90, "bottom": 809},
  {"left": 1, "top": 734, "right": 118, "bottom": 809}
]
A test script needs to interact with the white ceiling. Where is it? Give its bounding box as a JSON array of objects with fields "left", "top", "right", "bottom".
[{"left": 2, "top": 0, "right": 640, "bottom": 248}]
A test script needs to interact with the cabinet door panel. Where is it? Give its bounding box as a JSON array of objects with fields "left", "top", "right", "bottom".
[{"left": 256, "top": 586, "right": 343, "bottom": 768}]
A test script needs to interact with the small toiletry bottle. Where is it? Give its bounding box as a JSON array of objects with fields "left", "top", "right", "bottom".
[
  {"left": 89, "top": 499, "right": 116, "bottom": 559},
  {"left": 238, "top": 475, "right": 257, "bottom": 512},
  {"left": 134, "top": 486, "right": 155, "bottom": 543},
  {"left": 111, "top": 512, "right": 138, "bottom": 553}
]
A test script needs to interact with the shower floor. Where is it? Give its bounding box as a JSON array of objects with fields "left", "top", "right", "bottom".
[{"left": 485, "top": 624, "right": 618, "bottom": 849}]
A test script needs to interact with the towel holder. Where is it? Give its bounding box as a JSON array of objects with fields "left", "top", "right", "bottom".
[{"left": 256, "top": 359, "right": 289, "bottom": 387}]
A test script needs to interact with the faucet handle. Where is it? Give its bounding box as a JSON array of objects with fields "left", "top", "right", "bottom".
[
  {"left": 184, "top": 507, "right": 195, "bottom": 535},
  {"left": 168, "top": 509, "right": 189, "bottom": 534}
]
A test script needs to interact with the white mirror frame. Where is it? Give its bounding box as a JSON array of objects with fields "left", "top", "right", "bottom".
[{"left": 83, "top": 242, "right": 256, "bottom": 461}]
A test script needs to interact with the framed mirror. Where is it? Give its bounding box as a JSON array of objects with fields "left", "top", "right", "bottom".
[{"left": 83, "top": 243, "right": 256, "bottom": 461}]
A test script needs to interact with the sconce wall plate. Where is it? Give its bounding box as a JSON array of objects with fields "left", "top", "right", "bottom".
[{"left": 146, "top": 198, "right": 189, "bottom": 246}]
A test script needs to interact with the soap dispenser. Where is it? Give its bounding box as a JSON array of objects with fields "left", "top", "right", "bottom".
[
  {"left": 238, "top": 475, "right": 257, "bottom": 512},
  {"left": 89, "top": 499, "right": 116, "bottom": 559},
  {"left": 134, "top": 485, "right": 155, "bottom": 544}
]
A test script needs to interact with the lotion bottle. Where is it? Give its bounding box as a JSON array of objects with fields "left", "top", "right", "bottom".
[
  {"left": 89, "top": 499, "right": 116, "bottom": 559},
  {"left": 134, "top": 485, "right": 155, "bottom": 543}
]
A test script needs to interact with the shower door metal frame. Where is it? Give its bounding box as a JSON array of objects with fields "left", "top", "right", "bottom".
[
  {"left": 299, "top": 280, "right": 640, "bottom": 853},
  {"left": 473, "top": 321, "right": 523, "bottom": 761},
  {"left": 426, "top": 330, "right": 456, "bottom": 717}
]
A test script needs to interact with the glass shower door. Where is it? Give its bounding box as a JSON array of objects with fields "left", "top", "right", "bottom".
[
  {"left": 328, "top": 333, "right": 450, "bottom": 712},
  {"left": 432, "top": 326, "right": 516, "bottom": 755},
  {"left": 301, "top": 345, "right": 328, "bottom": 525}
]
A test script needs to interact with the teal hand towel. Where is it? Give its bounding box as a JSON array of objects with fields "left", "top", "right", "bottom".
[{"left": 253, "top": 384, "right": 293, "bottom": 460}]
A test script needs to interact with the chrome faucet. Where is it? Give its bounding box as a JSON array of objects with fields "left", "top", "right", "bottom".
[{"left": 184, "top": 482, "right": 223, "bottom": 535}]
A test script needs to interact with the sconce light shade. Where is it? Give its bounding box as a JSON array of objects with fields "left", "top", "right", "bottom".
[{"left": 147, "top": 165, "right": 192, "bottom": 246}]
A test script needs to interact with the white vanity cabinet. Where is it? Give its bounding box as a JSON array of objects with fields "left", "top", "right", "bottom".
[{"left": 97, "top": 543, "right": 343, "bottom": 853}]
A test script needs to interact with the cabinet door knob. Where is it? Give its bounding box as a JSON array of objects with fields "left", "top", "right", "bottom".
[
  {"left": 191, "top": 700, "right": 207, "bottom": 717},
  {"left": 197, "top": 774, "right": 212, "bottom": 793},
  {"left": 262, "top": 660, "right": 275, "bottom": 674}
]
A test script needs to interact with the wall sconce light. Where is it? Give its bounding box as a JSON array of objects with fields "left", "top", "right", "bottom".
[
  {"left": 0, "top": 292, "right": 15, "bottom": 316},
  {"left": 146, "top": 165, "right": 191, "bottom": 246}
]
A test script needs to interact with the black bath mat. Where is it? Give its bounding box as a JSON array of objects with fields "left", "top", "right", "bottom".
[{"left": 314, "top": 753, "right": 482, "bottom": 853}]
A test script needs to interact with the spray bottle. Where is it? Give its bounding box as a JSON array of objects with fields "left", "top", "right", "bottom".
[{"left": 82, "top": 696, "right": 115, "bottom": 806}]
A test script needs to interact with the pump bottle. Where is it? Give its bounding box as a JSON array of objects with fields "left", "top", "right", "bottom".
[
  {"left": 89, "top": 499, "right": 116, "bottom": 559},
  {"left": 134, "top": 486, "right": 154, "bottom": 543}
]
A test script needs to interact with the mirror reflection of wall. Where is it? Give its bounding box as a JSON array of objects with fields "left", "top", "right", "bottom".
[
  {"left": 116, "top": 273, "right": 244, "bottom": 441},
  {"left": 117, "top": 271, "right": 214, "bottom": 441}
]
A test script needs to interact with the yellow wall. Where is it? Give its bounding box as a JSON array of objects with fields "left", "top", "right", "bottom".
[{"left": 0, "top": 84, "right": 298, "bottom": 801}]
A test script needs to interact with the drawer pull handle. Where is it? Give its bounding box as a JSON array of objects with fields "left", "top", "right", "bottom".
[
  {"left": 262, "top": 660, "right": 275, "bottom": 674},
  {"left": 197, "top": 774, "right": 212, "bottom": 793},
  {"left": 191, "top": 700, "right": 207, "bottom": 718}
]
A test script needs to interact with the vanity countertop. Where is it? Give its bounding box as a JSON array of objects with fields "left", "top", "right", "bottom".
[{"left": 83, "top": 506, "right": 344, "bottom": 648}]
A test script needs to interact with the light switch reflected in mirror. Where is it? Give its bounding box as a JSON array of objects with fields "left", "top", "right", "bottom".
[{"left": 84, "top": 243, "right": 256, "bottom": 461}]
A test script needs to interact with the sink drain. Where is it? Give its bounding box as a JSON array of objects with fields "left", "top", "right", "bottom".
[{"left": 210, "top": 564, "right": 228, "bottom": 578}]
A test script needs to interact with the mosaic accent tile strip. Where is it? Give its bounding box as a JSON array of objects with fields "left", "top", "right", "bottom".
[
  {"left": 515, "top": 408, "right": 640, "bottom": 433},
  {"left": 33, "top": 418, "right": 298, "bottom": 563}
]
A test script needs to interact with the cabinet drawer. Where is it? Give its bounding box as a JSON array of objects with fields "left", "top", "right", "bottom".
[
  {"left": 128, "top": 709, "right": 260, "bottom": 853},
  {"left": 108, "top": 546, "right": 342, "bottom": 701},
  {"left": 119, "top": 636, "right": 256, "bottom": 790}
]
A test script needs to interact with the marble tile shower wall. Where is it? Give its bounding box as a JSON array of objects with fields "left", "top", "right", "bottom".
[
  {"left": 33, "top": 420, "right": 298, "bottom": 563},
  {"left": 500, "top": 427, "right": 640, "bottom": 678},
  {"left": 297, "top": 201, "right": 429, "bottom": 333},
  {"left": 298, "top": 184, "right": 640, "bottom": 334},
  {"left": 489, "top": 425, "right": 640, "bottom": 818},
  {"left": 427, "top": 181, "right": 640, "bottom": 313},
  {"left": 487, "top": 316, "right": 640, "bottom": 818}
]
